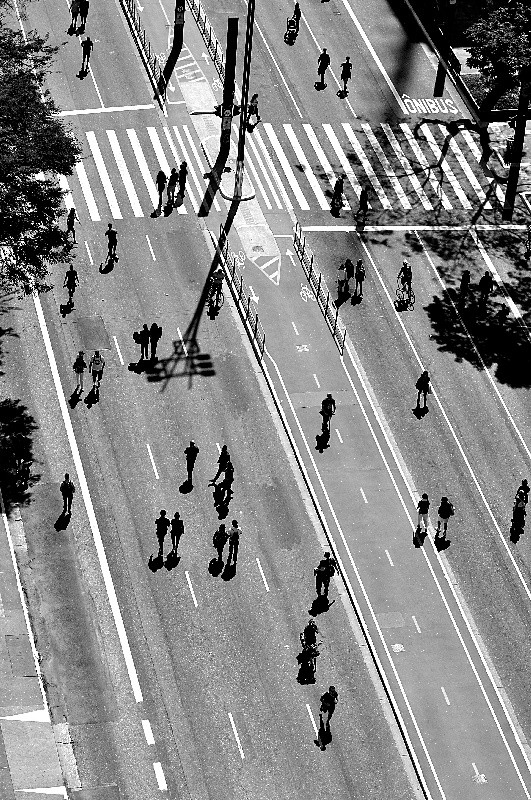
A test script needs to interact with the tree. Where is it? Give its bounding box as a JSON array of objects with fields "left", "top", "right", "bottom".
[
  {"left": 0, "top": 22, "right": 82, "bottom": 296},
  {"left": 466, "top": 0, "right": 531, "bottom": 113}
]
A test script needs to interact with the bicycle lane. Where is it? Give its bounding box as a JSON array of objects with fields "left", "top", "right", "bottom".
[{"left": 224, "top": 227, "right": 531, "bottom": 800}]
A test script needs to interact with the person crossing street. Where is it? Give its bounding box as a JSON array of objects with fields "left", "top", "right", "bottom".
[
  {"left": 317, "top": 48, "right": 331, "bottom": 88},
  {"left": 339, "top": 56, "right": 352, "bottom": 95},
  {"left": 89, "top": 350, "right": 105, "bottom": 389}
]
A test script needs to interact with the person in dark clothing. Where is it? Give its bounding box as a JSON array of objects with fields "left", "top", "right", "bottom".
[
  {"left": 320, "top": 686, "right": 338, "bottom": 725},
  {"left": 320, "top": 394, "right": 336, "bottom": 433},
  {"left": 344, "top": 258, "right": 355, "bottom": 292},
  {"left": 73, "top": 351, "right": 87, "bottom": 393},
  {"left": 155, "top": 170, "right": 167, "bottom": 209},
  {"left": 80, "top": 36, "right": 93, "bottom": 72},
  {"left": 339, "top": 56, "right": 352, "bottom": 95},
  {"left": 66, "top": 207, "right": 79, "bottom": 243},
  {"left": 219, "top": 460, "right": 234, "bottom": 501},
  {"left": 416, "top": 493, "right": 430, "bottom": 535},
  {"left": 354, "top": 259, "right": 365, "bottom": 299},
  {"left": 227, "top": 520, "right": 242, "bottom": 565},
  {"left": 415, "top": 370, "right": 431, "bottom": 410},
  {"left": 478, "top": 271, "right": 494, "bottom": 306},
  {"left": 149, "top": 323, "right": 162, "bottom": 361},
  {"left": 516, "top": 479, "right": 529, "bottom": 505},
  {"left": 314, "top": 552, "right": 337, "bottom": 597},
  {"left": 357, "top": 186, "right": 369, "bottom": 220},
  {"left": 435, "top": 497, "right": 454, "bottom": 539},
  {"left": 155, "top": 510, "right": 170, "bottom": 557},
  {"left": 178, "top": 162, "right": 188, "bottom": 197},
  {"left": 137, "top": 324, "right": 150, "bottom": 361},
  {"left": 60, "top": 473, "right": 76, "bottom": 514},
  {"left": 248, "top": 94, "right": 261, "bottom": 125},
  {"left": 167, "top": 168, "right": 178, "bottom": 207},
  {"left": 70, "top": 0, "right": 81, "bottom": 28},
  {"left": 170, "top": 512, "right": 184, "bottom": 554},
  {"left": 105, "top": 223, "right": 117, "bottom": 259},
  {"left": 317, "top": 48, "right": 330, "bottom": 87},
  {"left": 185, "top": 441, "right": 199, "bottom": 485},
  {"left": 79, "top": 0, "right": 89, "bottom": 27},
  {"left": 300, "top": 619, "right": 319, "bottom": 649},
  {"left": 209, "top": 445, "right": 231, "bottom": 485},
  {"left": 64, "top": 264, "right": 79, "bottom": 305},
  {"left": 458, "top": 269, "right": 470, "bottom": 308},
  {"left": 213, "top": 523, "right": 228, "bottom": 561}
]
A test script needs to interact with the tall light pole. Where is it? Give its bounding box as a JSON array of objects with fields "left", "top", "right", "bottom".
[
  {"left": 502, "top": 66, "right": 531, "bottom": 221},
  {"left": 234, "top": 0, "right": 256, "bottom": 199}
]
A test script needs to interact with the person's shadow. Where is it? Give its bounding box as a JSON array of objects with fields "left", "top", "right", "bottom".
[
  {"left": 148, "top": 553, "right": 164, "bottom": 572},
  {"left": 315, "top": 429, "right": 330, "bottom": 453},
  {"left": 221, "top": 561, "right": 236, "bottom": 581},
  {"left": 84, "top": 385, "right": 99, "bottom": 408},
  {"left": 208, "top": 556, "right": 224, "bottom": 576},
  {"left": 413, "top": 405, "right": 429, "bottom": 419},
  {"left": 68, "top": 390, "right": 82, "bottom": 409},
  {"left": 296, "top": 653, "right": 316, "bottom": 685},
  {"left": 179, "top": 479, "right": 193, "bottom": 494},
  {"left": 60, "top": 300, "right": 74, "bottom": 318},
  {"left": 54, "top": 511, "right": 71, "bottom": 531},
  {"left": 435, "top": 536, "right": 451, "bottom": 552},
  {"left": 413, "top": 527, "right": 428, "bottom": 548},
  {"left": 77, "top": 67, "right": 88, "bottom": 80},
  {"left": 510, "top": 524, "right": 525, "bottom": 544},
  {"left": 309, "top": 595, "right": 334, "bottom": 616},
  {"left": 128, "top": 359, "right": 146, "bottom": 374},
  {"left": 165, "top": 550, "right": 181, "bottom": 571},
  {"left": 315, "top": 718, "right": 332, "bottom": 750}
]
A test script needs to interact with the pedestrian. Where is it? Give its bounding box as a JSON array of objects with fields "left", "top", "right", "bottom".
[
  {"left": 209, "top": 445, "right": 231, "bottom": 485},
  {"left": 89, "top": 350, "right": 105, "bottom": 388},
  {"left": 66, "top": 208, "right": 79, "bottom": 243},
  {"left": 104, "top": 223, "right": 117, "bottom": 260},
  {"left": 317, "top": 48, "right": 330, "bottom": 88},
  {"left": 170, "top": 511, "right": 184, "bottom": 554},
  {"left": 320, "top": 393, "right": 336, "bottom": 433},
  {"left": 435, "top": 496, "right": 454, "bottom": 539},
  {"left": 314, "top": 552, "right": 337, "bottom": 597},
  {"left": 415, "top": 370, "right": 431, "bottom": 410},
  {"left": 478, "top": 270, "right": 494, "bottom": 306},
  {"left": 80, "top": 36, "right": 93, "bottom": 72},
  {"left": 219, "top": 461, "right": 234, "bottom": 502},
  {"left": 178, "top": 161, "right": 188, "bottom": 197},
  {"left": 344, "top": 258, "right": 355, "bottom": 292},
  {"left": 319, "top": 685, "right": 338, "bottom": 726},
  {"left": 416, "top": 493, "right": 430, "bottom": 535},
  {"left": 149, "top": 322, "right": 163, "bottom": 361},
  {"left": 70, "top": 0, "right": 81, "bottom": 28},
  {"left": 155, "top": 170, "right": 167, "bottom": 209},
  {"left": 458, "top": 269, "right": 470, "bottom": 307},
  {"left": 60, "top": 472, "right": 76, "bottom": 514},
  {"left": 138, "top": 324, "right": 150, "bottom": 361},
  {"left": 167, "top": 168, "right": 178, "bottom": 207},
  {"left": 293, "top": 0, "right": 301, "bottom": 32},
  {"left": 354, "top": 259, "right": 365, "bottom": 298},
  {"left": 248, "top": 94, "right": 261, "bottom": 125},
  {"left": 357, "top": 186, "right": 369, "bottom": 219},
  {"left": 63, "top": 264, "right": 79, "bottom": 305},
  {"left": 337, "top": 263, "right": 347, "bottom": 298},
  {"left": 339, "top": 56, "right": 352, "bottom": 95},
  {"left": 184, "top": 440, "right": 199, "bottom": 485},
  {"left": 516, "top": 479, "right": 529, "bottom": 505},
  {"left": 73, "top": 350, "right": 87, "bottom": 393},
  {"left": 213, "top": 523, "right": 228, "bottom": 561},
  {"left": 79, "top": 0, "right": 89, "bottom": 27},
  {"left": 227, "top": 519, "right": 241, "bottom": 565},
  {"left": 155, "top": 510, "right": 170, "bottom": 557}
]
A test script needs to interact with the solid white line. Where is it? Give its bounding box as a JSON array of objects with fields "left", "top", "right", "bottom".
[
  {"left": 335, "top": 428, "right": 343, "bottom": 443},
  {"left": 360, "top": 487, "right": 367, "bottom": 503},
  {"left": 216, "top": 442, "right": 222, "bottom": 455},
  {"left": 33, "top": 294, "right": 143, "bottom": 703},
  {"left": 254, "top": 129, "right": 293, "bottom": 210},
  {"left": 177, "top": 327, "right": 188, "bottom": 357},
  {"left": 75, "top": 161, "right": 101, "bottom": 221},
  {"left": 322, "top": 124, "right": 366, "bottom": 203},
  {"left": 181, "top": 125, "right": 222, "bottom": 212},
  {"left": 342, "top": 124, "right": 392, "bottom": 209},
  {"left": 306, "top": 703, "right": 319, "bottom": 736},
  {"left": 385, "top": 549, "right": 394, "bottom": 566},
  {"left": 441, "top": 687, "right": 450, "bottom": 706},
  {"left": 420, "top": 124, "right": 471, "bottom": 209},
  {"left": 147, "top": 127, "right": 186, "bottom": 215},
  {"left": 253, "top": 19, "right": 303, "bottom": 118},
  {"left": 126, "top": 128, "right": 159, "bottom": 208},
  {"left": 107, "top": 130, "right": 144, "bottom": 217},
  {"left": 86, "top": 131, "right": 123, "bottom": 218},
  {"left": 113, "top": 336, "right": 124, "bottom": 365},
  {"left": 438, "top": 125, "right": 492, "bottom": 208},
  {"left": 263, "top": 124, "right": 310, "bottom": 210},
  {"left": 303, "top": 124, "right": 351, "bottom": 210},
  {"left": 256, "top": 558, "right": 270, "bottom": 592},
  {"left": 57, "top": 104, "right": 155, "bottom": 116},
  {"left": 142, "top": 719, "right": 155, "bottom": 745},
  {"left": 85, "top": 63, "right": 105, "bottom": 108},
  {"left": 228, "top": 713, "right": 245, "bottom": 759},
  {"left": 146, "top": 234, "right": 156, "bottom": 261},
  {"left": 361, "top": 123, "right": 411, "bottom": 209},
  {"left": 146, "top": 444, "right": 160, "bottom": 480},
  {"left": 313, "top": 373, "right": 320, "bottom": 388},
  {"left": 163, "top": 127, "right": 199, "bottom": 213},
  {"left": 84, "top": 241, "right": 93, "bottom": 265},
  {"left": 292, "top": 322, "right": 299, "bottom": 335},
  {"left": 412, "top": 616, "right": 421, "bottom": 634},
  {"left": 380, "top": 124, "right": 433, "bottom": 210},
  {"left": 58, "top": 175, "right": 75, "bottom": 209},
  {"left": 185, "top": 571, "right": 198, "bottom": 607},
  {"left": 400, "top": 124, "right": 453, "bottom": 210},
  {"left": 153, "top": 762, "right": 167, "bottom": 790}
]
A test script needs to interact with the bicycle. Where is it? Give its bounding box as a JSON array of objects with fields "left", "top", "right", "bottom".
[
  {"left": 208, "top": 284, "right": 225, "bottom": 314},
  {"left": 396, "top": 276, "right": 415, "bottom": 310}
]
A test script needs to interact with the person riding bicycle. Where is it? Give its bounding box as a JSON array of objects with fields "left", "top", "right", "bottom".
[
  {"left": 398, "top": 259, "right": 412, "bottom": 297},
  {"left": 209, "top": 267, "right": 224, "bottom": 302},
  {"left": 320, "top": 393, "right": 336, "bottom": 431},
  {"left": 300, "top": 619, "right": 319, "bottom": 649}
]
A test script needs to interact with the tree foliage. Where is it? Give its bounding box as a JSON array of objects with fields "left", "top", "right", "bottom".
[
  {"left": 466, "top": 0, "right": 531, "bottom": 110},
  {"left": 0, "top": 21, "right": 82, "bottom": 296}
]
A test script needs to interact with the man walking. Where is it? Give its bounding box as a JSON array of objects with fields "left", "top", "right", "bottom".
[
  {"left": 60, "top": 473, "right": 76, "bottom": 515},
  {"left": 105, "top": 223, "right": 118, "bottom": 260},
  {"left": 314, "top": 552, "right": 337, "bottom": 597},
  {"left": 70, "top": 0, "right": 80, "bottom": 28},
  {"left": 64, "top": 264, "right": 79, "bottom": 306},
  {"left": 170, "top": 511, "right": 184, "bottom": 555},
  {"left": 89, "top": 350, "right": 105, "bottom": 389},
  {"left": 213, "top": 523, "right": 228, "bottom": 561},
  {"left": 478, "top": 270, "right": 494, "bottom": 307},
  {"left": 149, "top": 322, "right": 162, "bottom": 361},
  {"left": 66, "top": 207, "right": 79, "bottom": 243},
  {"left": 317, "top": 48, "right": 330, "bottom": 88},
  {"left": 320, "top": 393, "right": 336, "bottom": 433},
  {"left": 339, "top": 56, "right": 352, "bottom": 95},
  {"left": 435, "top": 496, "right": 454, "bottom": 539},
  {"left": 316, "top": 686, "right": 338, "bottom": 750},
  {"left": 155, "top": 170, "right": 167, "bottom": 209},
  {"left": 155, "top": 510, "right": 171, "bottom": 558},
  {"left": 354, "top": 259, "right": 365, "bottom": 299},
  {"left": 178, "top": 162, "right": 188, "bottom": 197},
  {"left": 167, "top": 168, "right": 178, "bottom": 207},
  {"left": 344, "top": 258, "right": 355, "bottom": 293},
  {"left": 458, "top": 269, "right": 471, "bottom": 308},
  {"left": 219, "top": 461, "right": 234, "bottom": 503},
  {"left": 80, "top": 36, "right": 93, "bottom": 73},
  {"left": 79, "top": 0, "right": 89, "bottom": 28},
  {"left": 416, "top": 493, "right": 430, "bottom": 535},
  {"left": 357, "top": 185, "right": 369, "bottom": 221},
  {"left": 138, "top": 324, "right": 150, "bottom": 361},
  {"left": 227, "top": 519, "right": 242, "bottom": 566},
  {"left": 209, "top": 445, "right": 231, "bottom": 485},
  {"left": 184, "top": 440, "right": 199, "bottom": 486},
  {"left": 293, "top": 1, "right": 301, "bottom": 32},
  {"left": 73, "top": 350, "right": 87, "bottom": 394},
  {"left": 415, "top": 370, "right": 431, "bottom": 411}
]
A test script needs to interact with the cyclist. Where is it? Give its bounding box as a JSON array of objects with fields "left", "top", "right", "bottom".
[
  {"left": 320, "top": 393, "right": 336, "bottom": 431},
  {"left": 398, "top": 259, "right": 412, "bottom": 299},
  {"left": 300, "top": 619, "right": 319, "bottom": 649},
  {"left": 209, "top": 267, "right": 224, "bottom": 304}
]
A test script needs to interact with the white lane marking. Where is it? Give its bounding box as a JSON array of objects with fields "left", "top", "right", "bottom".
[
  {"left": 420, "top": 124, "right": 472, "bottom": 209},
  {"left": 284, "top": 124, "right": 330, "bottom": 210},
  {"left": 380, "top": 124, "right": 433, "bottom": 210},
  {"left": 400, "top": 124, "right": 453, "bottom": 210},
  {"left": 245, "top": 131, "right": 283, "bottom": 209},
  {"left": 146, "top": 444, "right": 160, "bottom": 480},
  {"left": 292, "top": 322, "right": 299, "bottom": 335},
  {"left": 146, "top": 234, "right": 156, "bottom": 261},
  {"left": 342, "top": 124, "right": 392, "bottom": 209},
  {"left": 441, "top": 687, "right": 450, "bottom": 706},
  {"left": 301, "top": 224, "right": 525, "bottom": 232},
  {"left": 252, "top": 20, "right": 303, "bottom": 118},
  {"left": 385, "top": 549, "right": 394, "bottom": 566},
  {"left": 361, "top": 123, "right": 411, "bottom": 209},
  {"left": 313, "top": 373, "right": 320, "bottom": 388},
  {"left": 86, "top": 63, "right": 105, "bottom": 108},
  {"left": 126, "top": 128, "right": 159, "bottom": 208},
  {"left": 322, "top": 124, "right": 366, "bottom": 203},
  {"left": 153, "top": 762, "right": 167, "bottom": 790},
  {"left": 163, "top": 127, "right": 199, "bottom": 213},
  {"left": 147, "top": 127, "right": 187, "bottom": 215},
  {"left": 254, "top": 128, "right": 293, "bottom": 210},
  {"left": 299, "top": 19, "right": 357, "bottom": 118},
  {"left": 182, "top": 125, "right": 222, "bottom": 212},
  {"left": 412, "top": 616, "right": 421, "bottom": 634},
  {"left": 177, "top": 327, "right": 188, "bottom": 357},
  {"left": 338, "top": 0, "right": 407, "bottom": 114},
  {"left": 57, "top": 103, "right": 155, "bottom": 116},
  {"left": 256, "top": 558, "right": 270, "bottom": 592},
  {"left": 106, "top": 130, "right": 144, "bottom": 217},
  {"left": 472, "top": 763, "right": 487, "bottom": 784},
  {"left": 216, "top": 442, "right": 222, "bottom": 454},
  {"left": 228, "top": 713, "right": 245, "bottom": 759},
  {"left": 306, "top": 704, "right": 319, "bottom": 736},
  {"left": 360, "top": 487, "right": 368, "bottom": 503},
  {"left": 303, "top": 124, "right": 351, "bottom": 210},
  {"left": 335, "top": 428, "right": 343, "bottom": 443},
  {"left": 86, "top": 131, "right": 123, "bottom": 218},
  {"left": 84, "top": 241, "right": 93, "bottom": 265},
  {"left": 263, "top": 124, "right": 310, "bottom": 210},
  {"left": 113, "top": 336, "right": 124, "bottom": 365},
  {"left": 142, "top": 719, "right": 155, "bottom": 745},
  {"left": 185, "top": 571, "right": 198, "bottom": 607},
  {"left": 33, "top": 294, "right": 143, "bottom": 702},
  {"left": 231, "top": 123, "right": 272, "bottom": 210},
  {"left": 58, "top": 175, "right": 75, "bottom": 209},
  {"left": 469, "top": 230, "right": 522, "bottom": 321},
  {"left": 438, "top": 125, "right": 492, "bottom": 209},
  {"left": 75, "top": 161, "right": 101, "bottom": 221},
  {"left": 460, "top": 129, "right": 505, "bottom": 204}
]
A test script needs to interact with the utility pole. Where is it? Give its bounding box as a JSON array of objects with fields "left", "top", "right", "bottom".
[
  {"left": 434, "top": 0, "right": 457, "bottom": 97},
  {"left": 220, "top": 18, "right": 239, "bottom": 160},
  {"left": 174, "top": 0, "right": 184, "bottom": 27},
  {"left": 234, "top": 0, "right": 256, "bottom": 199},
  {"left": 502, "top": 66, "right": 531, "bottom": 222}
]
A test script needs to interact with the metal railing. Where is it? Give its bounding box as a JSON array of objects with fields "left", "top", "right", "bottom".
[
  {"left": 185, "top": 0, "right": 225, "bottom": 83},
  {"left": 213, "top": 228, "right": 266, "bottom": 359},
  {"left": 120, "top": 0, "right": 165, "bottom": 106},
  {"left": 293, "top": 222, "right": 347, "bottom": 355}
]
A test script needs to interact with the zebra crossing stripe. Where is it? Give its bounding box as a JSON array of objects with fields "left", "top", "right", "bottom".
[
  {"left": 460, "top": 130, "right": 505, "bottom": 205},
  {"left": 232, "top": 123, "right": 272, "bottom": 210},
  {"left": 244, "top": 131, "right": 282, "bottom": 210},
  {"left": 322, "top": 124, "right": 368, "bottom": 205},
  {"left": 380, "top": 124, "right": 433, "bottom": 211},
  {"left": 263, "top": 123, "right": 310, "bottom": 210},
  {"left": 148, "top": 127, "right": 187, "bottom": 214},
  {"left": 126, "top": 128, "right": 159, "bottom": 209},
  {"left": 285, "top": 124, "right": 329, "bottom": 210},
  {"left": 75, "top": 161, "right": 101, "bottom": 221},
  {"left": 181, "top": 125, "right": 222, "bottom": 213},
  {"left": 362, "top": 123, "right": 411, "bottom": 210},
  {"left": 303, "top": 124, "right": 351, "bottom": 210},
  {"left": 169, "top": 126, "right": 201, "bottom": 214},
  {"left": 253, "top": 129, "right": 293, "bottom": 210},
  {"left": 438, "top": 125, "right": 492, "bottom": 209},
  {"left": 342, "top": 123, "right": 392, "bottom": 210},
  {"left": 162, "top": 127, "right": 199, "bottom": 213},
  {"left": 106, "top": 130, "right": 144, "bottom": 217},
  {"left": 86, "top": 131, "right": 123, "bottom": 219},
  {"left": 420, "top": 124, "right": 471, "bottom": 209},
  {"left": 58, "top": 175, "right": 75, "bottom": 210},
  {"left": 400, "top": 124, "right": 453, "bottom": 211}
]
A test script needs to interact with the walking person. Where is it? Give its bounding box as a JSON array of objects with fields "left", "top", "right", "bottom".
[
  {"left": 317, "top": 48, "right": 331, "bottom": 88},
  {"left": 248, "top": 94, "right": 261, "bottom": 125},
  {"left": 516, "top": 479, "right": 529, "bottom": 505},
  {"left": 344, "top": 258, "right": 355, "bottom": 293},
  {"left": 316, "top": 686, "right": 338, "bottom": 750},
  {"left": 293, "top": 0, "right": 301, "bottom": 32},
  {"left": 357, "top": 185, "right": 369, "bottom": 221},
  {"left": 166, "top": 168, "right": 178, "bottom": 207},
  {"left": 60, "top": 473, "right": 76, "bottom": 515},
  {"left": 337, "top": 263, "right": 347, "bottom": 299},
  {"left": 79, "top": 0, "right": 89, "bottom": 28},
  {"left": 227, "top": 520, "right": 242, "bottom": 566},
  {"left": 155, "top": 510, "right": 170, "bottom": 558},
  {"left": 458, "top": 269, "right": 470, "bottom": 308},
  {"left": 104, "top": 223, "right": 118, "bottom": 261},
  {"left": 415, "top": 370, "right": 431, "bottom": 411},
  {"left": 66, "top": 208, "right": 79, "bottom": 243},
  {"left": 89, "top": 350, "right": 105, "bottom": 389},
  {"left": 314, "top": 552, "right": 337, "bottom": 597},
  {"left": 170, "top": 511, "right": 184, "bottom": 555},
  {"left": 320, "top": 393, "right": 336, "bottom": 433},
  {"left": 155, "top": 170, "right": 167, "bottom": 210},
  {"left": 478, "top": 270, "right": 494, "bottom": 307},
  {"left": 178, "top": 162, "right": 188, "bottom": 197},
  {"left": 213, "top": 523, "right": 228, "bottom": 562},
  {"left": 354, "top": 259, "right": 365, "bottom": 299},
  {"left": 184, "top": 440, "right": 199, "bottom": 486},
  {"left": 80, "top": 36, "right": 93, "bottom": 73},
  {"left": 219, "top": 461, "right": 234, "bottom": 502},
  {"left": 209, "top": 445, "right": 231, "bottom": 485},
  {"left": 416, "top": 493, "right": 430, "bottom": 535},
  {"left": 73, "top": 350, "right": 87, "bottom": 394},
  {"left": 339, "top": 56, "right": 352, "bottom": 95},
  {"left": 138, "top": 324, "right": 150, "bottom": 361},
  {"left": 435, "top": 496, "right": 454, "bottom": 539},
  {"left": 64, "top": 264, "right": 79, "bottom": 306},
  {"left": 149, "top": 322, "right": 163, "bottom": 361},
  {"left": 70, "top": 0, "right": 81, "bottom": 29}
]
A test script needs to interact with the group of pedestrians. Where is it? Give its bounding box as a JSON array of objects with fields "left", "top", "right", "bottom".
[
  {"left": 72, "top": 349, "right": 105, "bottom": 394},
  {"left": 416, "top": 493, "right": 455, "bottom": 542},
  {"left": 155, "top": 162, "right": 188, "bottom": 211},
  {"left": 337, "top": 258, "right": 365, "bottom": 301},
  {"left": 316, "top": 48, "right": 352, "bottom": 95},
  {"left": 458, "top": 269, "right": 496, "bottom": 310},
  {"left": 133, "top": 322, "right": 163, "bottom": 362}
]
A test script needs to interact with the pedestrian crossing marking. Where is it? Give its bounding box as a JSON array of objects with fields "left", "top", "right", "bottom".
[
  {"left": 303, "top": 124, "right": 351, "bottom": 210},
  {"left": 245, "top": 130, "right": 283, "bottom": 210},
  {"left": 127, "top": 128, "right": 159, "bottom": 209},
  {"left": 380, "top": 124, "right": 432, "bottom": 210},
  {"left": 322, "top": 124, "right": 368, "bottom": 206},
  {"left": 106, "top": 129, "right": 144, "bottom": 217},
  {"left": 342, "top": 123, "right": 392, "bottom": 210},
  {"left": 399, "top": 124, "right": 453, "bottom": 210},
  {"left": 181, "top": 124, "right": 222, "bottom": 212},
  {"left": 438, "top": 125, "right": 492, "bottom": 210},
  {"left": 254, "top": 128, "right": 294, "bottom": 210},
  {"left": 75, "top": 160, "right": 101, "bottom": 220},
  {"left": 147, "top": 127, "right": 187, "bottom": 214},
  {"left": 86, "top": 131, "right": 123, "bottom": 218},
  {"left": 263, "top": 123, "right": 310, "bottom": 210},
  {"left": 361, "top": 123, "right": 411, "bottom": 210},
  {"left": 285, "top": 123, "right": 330, "bottom": 211},
  {"left": 233, "top": 123, "right": 273, "bottom": 210},
  {"left": 420, "top": 124, "right": 471, "bottom": 209},
  {"left": 164, "top": 127, "right": 199, "bottom": 213},
  {"left": 460, "top": 129, "right": 506, "bottom": 205}
]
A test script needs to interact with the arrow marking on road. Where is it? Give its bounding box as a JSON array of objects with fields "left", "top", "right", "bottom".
[
  {"left": 135, "top": 0, "right": 144, "bottom": 11},
  {"left": 248, "top": 285, "right": 259, "bottom": 303},
  {"left": 286, "top": 248, "right": 297, "bottom": 269},
  {"left": 201, "top": 53, "right": 209, "bottom": 63},
  {"left": 167, "top": 81, "right": 175, "bottom": 93}
]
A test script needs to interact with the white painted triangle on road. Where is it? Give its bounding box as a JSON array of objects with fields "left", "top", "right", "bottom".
[{"left": 0, "top": 708, "right": 49, "bottom": 722}]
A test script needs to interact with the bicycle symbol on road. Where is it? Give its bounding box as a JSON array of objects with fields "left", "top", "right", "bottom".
[
  {"left": 212, "top": 78, "right": 223, "bottom": 92},
  {"left": 300, "top": 283, "right": 316, "bottom": 302},
  {"left": 234, "top": 250, "right": 246, "bottom": 269}
]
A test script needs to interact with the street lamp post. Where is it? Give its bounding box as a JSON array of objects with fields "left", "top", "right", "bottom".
[
  {"left": 234, "top": 0, "right": 256, "bottom": 199},
  {"left": 502, "top": 66, "right": 531, "bottom": 221}
]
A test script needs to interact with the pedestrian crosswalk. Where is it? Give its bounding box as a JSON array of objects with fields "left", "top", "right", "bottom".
[{"left": 62, "top": 120, "right": 505, "bottom": 222}]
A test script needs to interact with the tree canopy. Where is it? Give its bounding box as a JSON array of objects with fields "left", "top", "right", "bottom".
[{"left": 0, "top": 20, "right": 82, "bottom": 296}]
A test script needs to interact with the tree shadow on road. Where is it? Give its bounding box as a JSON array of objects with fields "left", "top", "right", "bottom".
[{"left": 0, "top": 398, "right": 40, "bottom": 515}]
